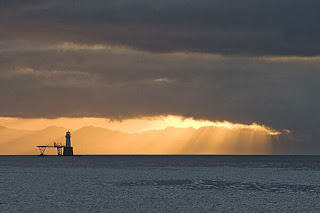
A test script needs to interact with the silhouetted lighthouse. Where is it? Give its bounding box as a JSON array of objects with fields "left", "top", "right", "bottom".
[{"left": 63, "top": 131, "right": 73, "bottom": 156}]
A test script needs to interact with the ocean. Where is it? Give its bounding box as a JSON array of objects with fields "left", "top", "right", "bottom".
[{"left": 1, "top": 155, "right": 320, "bottom": 212}]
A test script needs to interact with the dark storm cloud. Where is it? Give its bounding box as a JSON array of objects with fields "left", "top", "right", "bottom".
[
  {"left": 0, "top": 42, "right": 319, "bottom": 134},
  {"left": 1, "top": 0, "right": 320, "bottom": 55}
]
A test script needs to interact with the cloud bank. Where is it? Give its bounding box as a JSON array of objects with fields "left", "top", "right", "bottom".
[{"left": 1, "top": 0, "right": 320, "bottom": 56}]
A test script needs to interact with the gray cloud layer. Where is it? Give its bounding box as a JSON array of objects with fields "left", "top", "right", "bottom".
[
  {"left": 1, "top": 1, "right": 320, "bottom": 153},
  {"left": 1, "top": 41, "right": 319, "bottom": 130},
  {"left": 1, "top": 0, "right": 320, "bottom": 56}
]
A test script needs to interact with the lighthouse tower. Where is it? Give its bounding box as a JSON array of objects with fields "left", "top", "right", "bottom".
[{"left": 63, "top": 131, "right": 73, "bottom": 156}]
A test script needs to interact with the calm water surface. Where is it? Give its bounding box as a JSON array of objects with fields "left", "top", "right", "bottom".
[{"left": 1, "top": 155, "right": 320, "bottom": 212}]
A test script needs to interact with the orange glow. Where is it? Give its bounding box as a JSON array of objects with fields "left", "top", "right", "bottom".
[
  {"left": 0, "top": 115, "right": 283, "bottom": 155},
  {"left": 0, "top": 115, "right": 280, "bottom": 135}
]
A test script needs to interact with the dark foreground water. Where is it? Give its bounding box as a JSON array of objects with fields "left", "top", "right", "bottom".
[{"left": 1, "top": 155, "right": 320, "bottom": 212}]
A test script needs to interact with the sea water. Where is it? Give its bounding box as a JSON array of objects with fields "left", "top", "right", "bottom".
[{"left": 1, "top": 155, "right": 320, "bottom": 212}]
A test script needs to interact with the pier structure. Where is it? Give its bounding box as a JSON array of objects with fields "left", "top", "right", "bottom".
[
  {"left": 36, "top": 131, "right": 74, "bottom": 156},
  {"left": 37, "top": 142, "right": 64, "bottom": 156}
]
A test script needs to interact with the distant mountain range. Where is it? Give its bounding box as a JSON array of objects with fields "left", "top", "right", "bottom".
[{"left": 0, "top": 125, "right": 280, "bottom": 155}]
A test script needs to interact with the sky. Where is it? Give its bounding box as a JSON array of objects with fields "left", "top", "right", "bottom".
[
  {"left": 0, "top": 116, "right": 280, "bottom": 135},
  {"left": 0, "top": 0, "right": 319, "bottom": 154}
]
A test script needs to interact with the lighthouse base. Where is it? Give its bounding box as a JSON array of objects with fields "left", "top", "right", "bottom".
[{"left": 63, "top": 147, "right": 73, "bottom": 156}]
